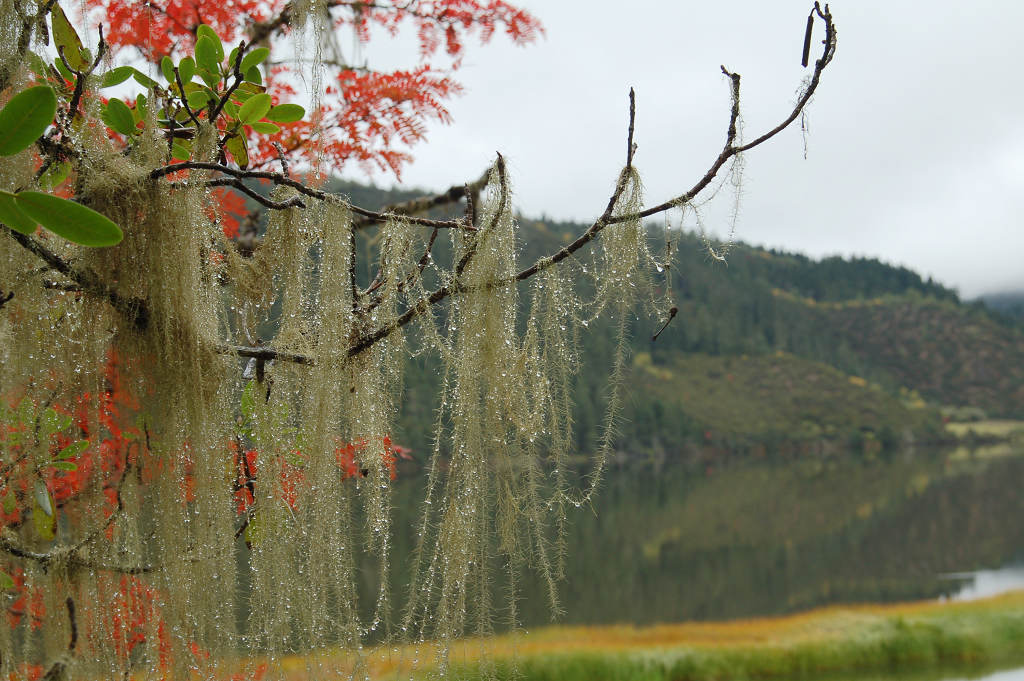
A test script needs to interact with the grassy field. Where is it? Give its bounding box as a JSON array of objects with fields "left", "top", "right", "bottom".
[
  {"left": 336, "top": 591, "right": 1024, "bottom": 681},
  {"left": 946, "top": 419, "right": 1024, "bottom": 440},
  {"left": 235, "top": 591, "right": 1024, "bottom": 680}
]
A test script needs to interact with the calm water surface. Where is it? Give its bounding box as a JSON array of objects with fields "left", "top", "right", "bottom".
[{"left": 389, "top": 444, "right": 1024, "bottom": 627}]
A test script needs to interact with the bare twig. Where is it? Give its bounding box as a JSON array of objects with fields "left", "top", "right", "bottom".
[
  {"left": 626, "top": 87, "right": 637, "bottom": 169},
  {"left": 651, "top": 306, "right": 678, "bottom": 342},
  {"left": 66, "top": 597, "right": 77, "bottom": 651},
  {"left": 0, "top": 535, "right": 154, "bottom": 574},
  {"left": 273, "top": 141, "right": 290, "bottom": 177},
  {"left": 223, "top": 345, "right": 315, "bottom": 366},
  {"left": 151, "top": 162, "right": 473, "bottom": 229},
  {"left": 174, "top": 66, "right": 202, "bottom": 128},
  {"left": 211, "top": 41, "right": 248, "bottom": 121},
  {"left": 2, "top": 226, "right": 149, "bottom": 330},
  {"left": 201, "top": 177, "right": 306, "bottom": 209},
  {"left": 351, "top": 167, "right": 491, "bottom": 229},
  {"left": 349, "top": 7, "right": 837, "bottom": 357},
  {"left": 455, "top": 154, "right": 508, "bottom": 277}
]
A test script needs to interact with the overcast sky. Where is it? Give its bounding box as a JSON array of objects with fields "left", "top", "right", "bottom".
[{"left": 339, "top": 1, "right": 1024, "bottom": 299}]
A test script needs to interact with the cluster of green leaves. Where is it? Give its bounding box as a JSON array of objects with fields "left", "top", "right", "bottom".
[
  {"left": 0, "top": 86, "right": 123, "bottom": 246},
  {"left": 0, "top": 397, "right": 90, "bottom": 543},
  {"left": 98, "top": 24, "right": 304, "bottom": 167}
]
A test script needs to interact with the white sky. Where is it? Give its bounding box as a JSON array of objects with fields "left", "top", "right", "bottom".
[{"left": 338, "top": 1, "right": 1024, "bottom": 299}]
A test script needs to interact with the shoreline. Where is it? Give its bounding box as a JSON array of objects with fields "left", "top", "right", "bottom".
[{"left": 431, "top": 590, "right": 1024, "bottom": 681}]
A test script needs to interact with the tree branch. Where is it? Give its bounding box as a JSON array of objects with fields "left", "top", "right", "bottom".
[
  {"left": 351, "top": 167, "right": 491, "bottom": 229},
  {"left": 150, "top": 162, "right": 474, "bottom": 229},
  {"left": 2, "top": 226, "right": 149, "bottom": 330}
]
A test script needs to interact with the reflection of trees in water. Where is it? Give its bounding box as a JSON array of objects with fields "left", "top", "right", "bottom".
[{"left": 385, "top": 449, "right": 1024, "bottom": 628}]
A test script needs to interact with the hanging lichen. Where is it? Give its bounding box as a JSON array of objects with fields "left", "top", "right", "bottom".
[{"left": 0, "top": 0, "right": 838, "bottom": 674}]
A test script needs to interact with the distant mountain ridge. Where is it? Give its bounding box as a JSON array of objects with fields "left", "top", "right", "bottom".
[{"left": 315, "top": 180, "right": 1024, "bottom": 461}]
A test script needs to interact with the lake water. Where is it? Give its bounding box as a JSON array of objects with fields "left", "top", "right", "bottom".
[
  {"left": 385, "top": 444, "right": 1024, "bottom": 678},
  {"left": 388, "top": 444, "right": 1024, "bottom": 627}
]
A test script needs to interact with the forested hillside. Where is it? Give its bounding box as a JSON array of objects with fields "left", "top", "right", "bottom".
[{"left": 263, "top": 180, "right": 1024, "bottom": 462}]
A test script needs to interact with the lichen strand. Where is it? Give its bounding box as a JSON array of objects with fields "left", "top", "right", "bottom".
[{"left": 2, "top": 132, "right": 656, "bottom": 676}]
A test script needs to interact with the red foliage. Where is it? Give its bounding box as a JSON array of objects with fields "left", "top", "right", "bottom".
[
  {"left": 208, "top": 187, "right": 249, "bottom": 239},
  {"left": 84, "top": 0, "right": 542, "bottom": 177}
]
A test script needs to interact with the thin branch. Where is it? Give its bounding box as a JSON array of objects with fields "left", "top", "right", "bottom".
[
  {"left": 0, "top": 535, "right": 153, "bottom": 574},
  {"left": 201, "top": 177, "right": 306, "bottom": 209},
  {"left": 721, "top": 66, "right": 741, "bottom": 147},
  {"left": 455, "top": 154, "right": 507, "bottom": 277},
  {"left": 150, "top": 162, "right": 472, "bottom": 229},
  {"left": 348, "top": 8, "right": 837, "bottom": 356},
  {"left": 651, "top": 306, "right": 678, "bottom": 342},
  {"left": 626, "top": 87, "right": 637, "bottom": 169},
  {"left": 223, "top": 344, "right": 314, "bottom": 366},
  {"left": 66, "top": 597, "right": 77, "bottom": 652},
  {"left": 349, "top": 227, "right": 359, "bottom": 313},
  {"left": 2, "top": 226, "right": 149, "bottom": 330},
  {"left": 603, "top": 4, "right": 836, "bottom": 224},
  {"left": 463, "top": 181, "right": 477, "bottom": 227},
  {"left": 351, "top": 167, "right": 490, "bottom": 230},
  {"left": 272, "top": 141, "right": 290, "bottom": 177},
  {"left": 174, "top": 66, "right": 202, "bottom": 128},
  {"left": 210, "top": 42, "right": 247, "bottom": 121}
]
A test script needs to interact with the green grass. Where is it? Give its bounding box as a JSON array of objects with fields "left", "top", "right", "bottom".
[
  {"left": 436, "top": 592, "right": 1024, "bottom": 681},
  {"left": 946, "top": 419, "right": 1024, "bottom": 440}
]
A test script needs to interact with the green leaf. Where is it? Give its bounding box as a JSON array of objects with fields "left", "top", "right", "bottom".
[
  {"left": 17, "top": 398, "right": 35, "bottom": 426},
  {"left": 40, "top": 408, "right": 61, "bottom": 437},
  {"left": 250, "top": 121, "right": 280, "bottom": 135},
  {"left": 171, "top": 142, "right": 192, "bottom": 161},
  {"left": 241, "top": 380, "right": 256, "bottom": 419},
  {"left": 265, "top": 103, "right": 304, "bottom": 123},
  {"left": 53, "top": 57, "right": 74, "bottom": 82},
  {"left": 38, "top": 161, "right": 71, "bottom": 190},
  {"left": 240, "top": 47, "right": 270, "bottom": 73},
  {"left": 243, "top": 508, "right": 264, "bottom": 545},
  {"left": 33, "top": 480, "right": 53, "bottom": 517},
  {"left": 0, "top": 571, "right": 14, "bottom": 590},
  {"left": 195, "top": 25, "right": 224, "bottom": 63},
  {"left": 225, "top": 134, "right": 248, "bottom": 168},
  {"left": 101, "top": 65, "right": 134, "bottom": 88},
  {"left": 56, "top": 439, "right": 89, "bottom": 460},
  {"left": 102, "top": 98, "right": 137, "bottom": 136},
  {"left": 237, "top": 93, "right": 271, "bottom": 125},
  {"left": 50, "top": 2, "right": 88, "bottom": 71},
  {"left": 26, "top": 52, "right": 50, "bottom": 78},
  {"left": 160, "top": 56, "right": 175, "bottom": 83},
  {"left": 222, "top": 100, "right": 240, "bottom": 119},
  {"left": 14, "top": 192, "right": 123, "bottom": 247},
  {"left": 0, "top": 190, "right": 37, "bottom": 235},
  {"left": 178, "top": 56, "right": 196, "bottom": 84},
  {"left": 198, "top": 68, "right": 220, "bottom": 90},
  {"left": 50, "top": 461, "right": 78, "bottom": 471},
  {"left": 132, "top": 93, "right": 148, "bottom": 124},
  {"left": 244, "top": 66, "right": 262, "bottom": 86},
  {"left": 186, "top": 89, "right": 213, "bottom": 110},
  {"left": 33, "top": 500, "right": 56, "bottom": 541},
  {"left": 236, "top": 81, "right": 266, "bottom": 95},
  {"left": 2, "top": 493, "right": 16, "bottom": 516},
  {"left": 195, "top": 37, "right": 220, "bottom": 77},
  {"left": 0, "top": 86, "right": 57, "bottom": 156},
  {"left": 131, "top": 68, "right": 158, "bottom": 90}
]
